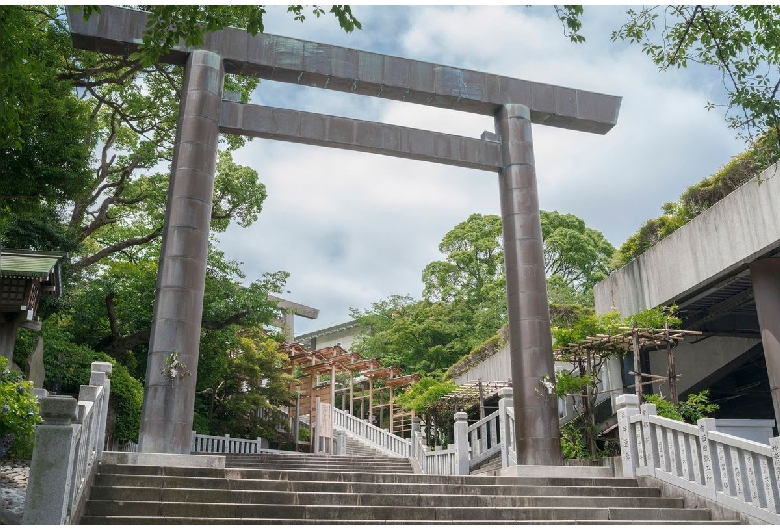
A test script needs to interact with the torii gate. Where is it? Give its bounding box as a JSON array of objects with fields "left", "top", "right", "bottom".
[{"left": 68, "top": 6, "right": 621, "bottom": 465}]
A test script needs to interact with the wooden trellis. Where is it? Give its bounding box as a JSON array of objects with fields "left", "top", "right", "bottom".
[
  {"left": 553, "top": 325, "right": 702, "bottom": 404},
  {"left": 281, "top": 342, "right": 420, "bottom": 443}
]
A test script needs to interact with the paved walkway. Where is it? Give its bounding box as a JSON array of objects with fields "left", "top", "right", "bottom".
[{"left": 1, "top": 458, "right": 29, "bottom": 523}]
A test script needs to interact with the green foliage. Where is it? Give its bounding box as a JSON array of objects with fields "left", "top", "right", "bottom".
[
  {"left": 643, "top": 393, "right": 684, "bottom": 422},
  {"left": 0, "top": 357, "right": 41, "bottom": 458},
  {"left": 630, "top": 306, "right": 681, "bottom": 329},
  {"left": 104, "top": 360, "right": 144, "bottom": 442},
  {"left": 613, "top": 130, "right": 780, "bottom": 268},
  {"left": 553, "top": 6, "right": 585, "bottom": 44},
  {"left": 645, "top": 391, "right": 719, "bottom": 424},
  {"left": 195, "top": 328, "right": 295, "bottom": 442},
  {"left": 354, "top": 211, "right": 613, "bottom": 379},
  {"left": 560, "top": 423, "right": 590, "bottom": 460},
  {"left": 612, "top": 6, "right": 780, "bottom": 141}
]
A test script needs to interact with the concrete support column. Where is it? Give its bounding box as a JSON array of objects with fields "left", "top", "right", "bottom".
[
  {"left": 495, "top": 104, "right": 561, "bottom": 466},
  {"left": 138, "top": 50, "right": 224, "bottom": 454},
  {"left": 749, "top": 258, "right": 780, "bottom": 431}
]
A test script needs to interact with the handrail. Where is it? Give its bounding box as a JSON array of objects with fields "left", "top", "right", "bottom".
[
  {"left": 191, "top": 432, "right": 267, "bottom": 454},
  {"left": 617, "top": 394, "right": 780, "bottom": 524},
  {"left": 411, "top": 427, "right": 457, "bottom": 475},
  {"left": 466, "top": 409, "right": 502, "bottom": 469},
  {"left": 332, "top": 407, "right": 410, "bottom": 458},
  {"left": 23, "top": 362, "right": 112, "bottom": 525}
]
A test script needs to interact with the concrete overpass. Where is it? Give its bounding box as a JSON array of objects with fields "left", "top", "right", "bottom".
[{"left": 594, "top": 160, "right": 780, "bottom": 427}]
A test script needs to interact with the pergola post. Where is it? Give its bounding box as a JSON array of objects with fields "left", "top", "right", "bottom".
[{"left": 495, "top": 104, "right": 561, "bottom": 466}]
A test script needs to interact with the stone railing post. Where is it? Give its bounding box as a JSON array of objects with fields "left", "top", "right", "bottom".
[
  {"left": 22, "top": 396, "right": 80, "bottom": 525},
  {"left": 411, "top": 417, "right": 421, "bottom": 460},
  {"left": 616, "top": 394, "right": 640, "bottom": 477},
  {"left": 640, "top": 402, "right": 659, "bottom": 476},
  {"left": 90, "top": 362, "right": 112, "bottom": 458},
  {"left": 498, "top": 387, "right": 513, "bottom": 468},
  {"left": 454, "top": 411, "right": 470, "bottom": 475},
  {"left": 698, "top": 417, "right": 722, "bottom": 493},
  {"left": 335, "top": 429, "right": 346, "bottom": 456}
]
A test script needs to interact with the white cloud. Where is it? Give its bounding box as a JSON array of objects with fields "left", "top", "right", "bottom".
[{"left": 220, "top": 6, "right": 747, "bottom": 335}]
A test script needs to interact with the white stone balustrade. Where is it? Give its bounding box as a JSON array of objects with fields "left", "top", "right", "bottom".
[
  {"left": 332, "top": 407, "right": 410, "bottom": 458},
  {"left": 23, "top": 361, "right": 112, "bottom": 525},
  {"left": 191, "top": 432, "right": 267, "bottom": 454},
  {"left": 411, "top": 418, "right": 457, "bottom": 475},
  {"left": 617, "top": 393, "right": 780, "bottom": 524}
]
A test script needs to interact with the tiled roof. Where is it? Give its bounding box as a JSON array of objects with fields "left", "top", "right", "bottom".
[{"left": 0, "top": 250, "right": 65, "bottom": 279}]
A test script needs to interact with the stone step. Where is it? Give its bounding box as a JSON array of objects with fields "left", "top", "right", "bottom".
[
  {"left": 94, "top": 463, "right": 642, "bottom": 486},
  {"left": 82, "top": 501, "right": 714, "bottom": 521},
  {"left": 93, "top": 474, "right": 662, "bottom": 498},
  {"left": 79, "top": 516, "right": 740, "bottom": 525},
  {"left": 87, "top": 486, "right": 681, "bottom": 508},
  {"left": 95, "top": 464, "right": 642, "bottom": 487}
]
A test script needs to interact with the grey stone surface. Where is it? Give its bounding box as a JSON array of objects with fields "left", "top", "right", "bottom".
[
  {"left": 594, "top": 162, "right": 780, "bottom": 317},
  {"left": 220, "top": 102, "right": 503, "bottom": 171},
  {"left": 498, "top": 464, "right": 613, "bottom": 478},
  {"left": 495, "top": 105, "right": 561, "bottom": 466},
  {"left": 138, "top": 49, "right": 224, "bottom": 455},
  {"left": 25, "top": 337, "right": 44, "bottom": 388},
  {"left": 100, "top": 451, "right": 225, "bottom": 469},
  {"left": 22, "top": 422, "right": 78, "bottom": 524},
  {"left": 66, "top": 5, "right": 621, "bottom": 134},
  {"left": 749, "top": 257, "right": 780, "bottom": 431}
]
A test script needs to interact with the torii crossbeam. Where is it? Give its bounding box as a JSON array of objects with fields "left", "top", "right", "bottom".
[{"left": 68, "top": 6, "right": 621, "bottom": 464}]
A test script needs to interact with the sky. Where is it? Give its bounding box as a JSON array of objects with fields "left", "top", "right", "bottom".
[{"left": 216, "top": 5, "right": 746, "bottom": 336}]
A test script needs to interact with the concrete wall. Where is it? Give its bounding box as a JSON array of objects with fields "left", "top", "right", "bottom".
[
  {"left": 453, "top": 343, "right": 512, "bottom": 385},
  {"left": 646, "top": 336, "right": 760, "bottom": 397},
  {"left": 595, "top": 161, "right": 780, "bottom": 317}
]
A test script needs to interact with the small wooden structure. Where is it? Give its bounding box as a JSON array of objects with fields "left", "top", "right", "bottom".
[
  {"left": 282, "top": 342, "right": 420, "bottom": 448},
  {"left": 554, "top": 325, "right": 702, "bottom": 404},
  {"left": 0, "top": 250, "right": 65, "bottom": 363}
]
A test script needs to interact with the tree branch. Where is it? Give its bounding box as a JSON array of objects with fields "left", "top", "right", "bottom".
[{"left": 72, "top": 226, "right": 163, "bottom": 271}]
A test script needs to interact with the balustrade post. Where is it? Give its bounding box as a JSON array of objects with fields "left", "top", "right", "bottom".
[
  {"left": 640, "top": 402, "right": 659, "bottom": 476},
  {"left": 224, "top": 434, "right": 230, "bottom": 453},
  {"left": 454, "top": 411, "right": 470, "bottom": 475},
  {"left": 698, "top": 417, "right": 722, "bottom": 493},
  {"left": 498, "top": 387, "right": 513, "bottom": 469},
  {"left": 768, "top": 437, "right": 780, "bottom": 512},
  {"left": 22, "top": 396, "right": 80, "bottom": 525},
  {"left": 616, "top": 394, "right": 640, "bottom": 477},
  {"left": 192, "top": 430, "right": 197, "bottom": 453},
  {"left": 89, "top": 362, "right": 112, "bottom": 458}
]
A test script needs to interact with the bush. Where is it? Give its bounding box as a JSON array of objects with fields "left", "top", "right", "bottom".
[
  {"left": 0, "top": 357, "right": 41, "bottom": 458},
  {"left": 644, "top": 390, "right": 719, "bottom": 424}
]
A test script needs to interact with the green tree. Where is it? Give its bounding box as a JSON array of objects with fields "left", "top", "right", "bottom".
[
  {"left": 195, "top": 327, "right": 295, "bottom": 442},
  {"left": 0, "top": 356, "right": 41, "bottom": 458},
  {"left": 560, "top": 6, "right": 780, "bottom": 143}
]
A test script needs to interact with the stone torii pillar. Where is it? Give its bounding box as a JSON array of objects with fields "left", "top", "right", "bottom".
[
  {"left": 496, "top": 105, "right": 560, "bottom": 465},
  {"left": 138, "top": 50, "right": 224, "bottom": 454}
]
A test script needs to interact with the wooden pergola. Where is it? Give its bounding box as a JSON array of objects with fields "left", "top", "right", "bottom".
[
  {"left": 441, "top": 380, "right": 512, "bottom": 419},
  {"left": 281, "top": 342, "right": 420, "bottom": 446},
  {"left": 553, "top": 325, "right": 702, "bottom": 404}
]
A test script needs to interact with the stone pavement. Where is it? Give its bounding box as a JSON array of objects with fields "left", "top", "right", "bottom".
[{"left": 0, "top": 458, "right": 29, "bottom": 523}]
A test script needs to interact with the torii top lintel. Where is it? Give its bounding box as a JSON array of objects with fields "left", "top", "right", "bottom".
[{"left": 67, "top": 6, "right": 621, "bottom": 135}]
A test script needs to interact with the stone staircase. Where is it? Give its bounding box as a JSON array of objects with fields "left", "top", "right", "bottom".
[
  {"left": 344, "top": 432, "right": 398, "bottom": 459},
  {"left": 79, "top": 451, "right": 741, "bottom": 524}
]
